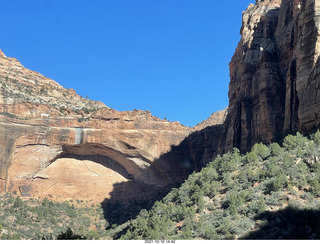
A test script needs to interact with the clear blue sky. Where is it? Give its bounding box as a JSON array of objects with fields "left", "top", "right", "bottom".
[{"left": 1, "top": 0, "right": 253, "bottom": 127}]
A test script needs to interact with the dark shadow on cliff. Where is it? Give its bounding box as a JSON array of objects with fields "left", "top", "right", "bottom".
[
  {"left": 151, "top": 124, "right": 226, "bottom": 184},
  {"left": 144, "top": 6, "right": 284, "bottom": 190},
  {"left": 100, "top": 124, "right": 225, "bottom": 229},
  {"left": 240, "top": 206, "right": 320, "bottom": 239},
  {"left": 100, "top": 181, "right": 179, "bottom": 228}
]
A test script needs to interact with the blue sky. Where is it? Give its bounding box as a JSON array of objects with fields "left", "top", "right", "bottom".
[{"left": 1, "top": 0, "right": 253, "bottom": 126}]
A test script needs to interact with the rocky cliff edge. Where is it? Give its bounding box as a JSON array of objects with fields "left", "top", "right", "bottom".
[{"left": 0, "top": 50, "right": 192, "bottom": 202}]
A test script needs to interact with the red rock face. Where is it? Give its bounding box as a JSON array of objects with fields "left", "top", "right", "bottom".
[
  {"left": 0, "top": 50, "right": 191, "bottom": 202},
  {"left": 224, "top": 0, "right": 320, "bottom": 152},
  {"left": 160, "top": 0, "right": 320, "bottom": 174},
  {"left": 224, "top": 0, "right": 284, "bottom": 152}
]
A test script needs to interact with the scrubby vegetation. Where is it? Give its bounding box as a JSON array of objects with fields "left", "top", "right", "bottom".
[
  {"left": 0, "top": 194, "right": 109, "bottom": 240},
  {"left": 116, "top": 131, "right": 320, "bottom": 240},
  {"left": 0, "top": 75, "right": 104, "bottom": 117},
  {"left": 3, "top": 131, "right": 320, "bottom": 240}
]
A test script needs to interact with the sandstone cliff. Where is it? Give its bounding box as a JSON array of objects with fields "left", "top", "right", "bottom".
[
  {"left": 152, "top": 0, "right": 320, "bottom": 176},
  {"left": 193, "top": 108, "right": 228, "bottom": 131},
  {"left": 224, "top": 0, "right": 320, "bottom": 152},
  {"left": 0, "top": 50, "right": 191, "bottom": 202}
]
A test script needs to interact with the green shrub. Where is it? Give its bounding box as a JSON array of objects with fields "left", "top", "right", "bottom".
[
  {"left": 206, "top": 202, "right": 216, "bottom": 211},
  {"left": 301, "top": 192, "right": 314, "bottom": 201},
  {"left": 309, "top": 178, "right": 320, "bottom": 197},
  {"left": 312, "top": 130, "right": 320, "bottom": 145},
  {"left": 270, "top": 142, "right": 284, "bottom": 157},
  {"left": 56, "top": 227, "right": 85, "bottom": 240},
  {"left": 246, "top": 151, "right": 259, "bottom": 165},
  {"left": 202, "top": 226, "right": 219, "bottom": 239},
  {"left": 283, "top": 132, "right": 308, "bottom": 151},
  {"left": 252, "top": 143, "right": 270, "bottom": 160},
  {"left": 265, "top": 192, "right": 287, "bottom": 206},
  {"left": 266, "top": 173, "right": 288, "bottom": 193}
]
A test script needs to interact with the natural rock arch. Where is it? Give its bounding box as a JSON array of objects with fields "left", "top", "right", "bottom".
[{"left": 6, "top": 143, "right": 165, "bottom": 201}]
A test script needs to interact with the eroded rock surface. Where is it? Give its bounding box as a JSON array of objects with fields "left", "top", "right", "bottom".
[
  {"left": 153, "top": 0, "right": 320, "bottom": 176},
  {"left": 0, "top": 51, "right": 191, "bottom": 202},
  {"left": 224, "top": 0, "right": 320, "bottom": 152}
]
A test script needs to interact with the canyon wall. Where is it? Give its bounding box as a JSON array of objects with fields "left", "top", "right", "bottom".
[
  {"left": 154, "top": 0, "right": 320, "bottom": 175},
  {"left": 0, "top": 52, "right": 191, "bottom": 202},
  {"left": 224, "top": 0, "right": 320, "bottom": 152}
]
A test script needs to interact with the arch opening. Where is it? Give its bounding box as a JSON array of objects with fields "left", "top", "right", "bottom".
[{"left": 7, "top": 142, "right": 166, "bottom": 201}]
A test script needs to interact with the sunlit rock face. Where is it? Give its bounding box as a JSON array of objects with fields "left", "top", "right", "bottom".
[
  {"left": 223, "top": 0, "right": 320, "bottom": 152},
  {"left": 16, "top": 154, "right": 130, "bottom": 202},
  {"left": 163, "top": 0, "right": 320, "bottom": 174},
  {"left": 193, "top": 108, "right": 228, "bottom": 131},
  {"left": 0, "top": 51, "right": 191, "bottom": 201}
]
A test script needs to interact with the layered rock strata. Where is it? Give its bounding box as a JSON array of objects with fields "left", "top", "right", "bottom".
[
  {"left": 224, "top": 0, "right": 320, "bottom": 152},
  {"left": 0, "top": 51, "right": 191, "bottom": 201},
  {"left": 156, "top": 0, "right": 320, "bottom": 175}
]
